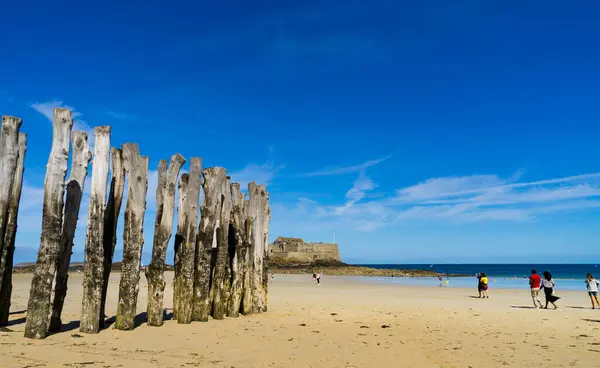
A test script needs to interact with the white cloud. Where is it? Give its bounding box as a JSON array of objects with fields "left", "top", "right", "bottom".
[
  {"left": 146, "top": 169, "right": 160, "bottom": 211},
  {"left": 20, "top": 182, "right": 45, "bottom": 211},
  {"left": 345, "top": 171, "right": 377, "bottom": 204},
  {"left": 106, "top": 110, "right": 129, "bottom": 119},
  {"left": 270, "top": 170, "right": 600, "bottom": 235},
  {"left": 229, "top": 161, "right": 283, "bottom": 190},
  {"left": 31, "top": 100, "right": 95, "bottom": 144},
  {"left": 299, "top": 155, "right": 391, "bottom": 177}
]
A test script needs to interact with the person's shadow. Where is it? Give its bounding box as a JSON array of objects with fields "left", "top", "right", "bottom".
[
  {"left": 510, "top": 305, "right": 536, "bottom": 309},
  {"left": 582, "top": 318, "right": 600, "bottom": 323}
]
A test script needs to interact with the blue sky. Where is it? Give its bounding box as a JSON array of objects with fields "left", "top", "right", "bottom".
[{"left": 2, "top": 1, "right": 600, "bottom": 264}]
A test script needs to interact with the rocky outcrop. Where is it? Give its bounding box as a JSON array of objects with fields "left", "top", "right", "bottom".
[{"left": 268, "top": 259, "right": 439, "bottom": 277}]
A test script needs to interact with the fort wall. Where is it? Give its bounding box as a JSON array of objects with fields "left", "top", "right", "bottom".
[{"left": 268, "top": 237, "right": 341, "bottom": 262}]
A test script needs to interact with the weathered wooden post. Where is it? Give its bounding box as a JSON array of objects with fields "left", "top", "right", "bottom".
[
  {"left": 172, "top": 173, "right": 188, "bottom": 320},
  {"left": 0, "top": 132, "right": 26, "bottom": 326},
  {"left": 147, "top": 154, "right": 185, "bottom": 326},
  {"left": 248, "top": 182, "right": 269, "bottom": 314},
  {"left": 261, "top": 188, "right": 271, "bottom": 312},
  {"left": 24, "top": 108, "right": 72, "bottom": 339},
  {"left": 226, "top": 183, "right": 245, "bottom": 317},
  {"left": 49, "top": 131, "right": 92, "bottom": 332},
  {"left": 0, "top": 117, "right": 22, "bottom": 293},
  {"left": 100, "top": 148, "right": 125, "bottom": 328},
  {"left": 210, "top": 172, "right": 232, "bottom": 320},
  {"left": 80, "top": 127, "right": 111, "bottom": 334},
  {"left": 240, "top": 198, "right": 253, "bottom": 315},
  {"left": 175, "top": 158, "right": 201, "bottom": 324},
  {"left": 115, "top": 143, "right": 148, "bottom": 330},
  {"left": 192, "top": 167, "right": 223, "bottom": 321}
]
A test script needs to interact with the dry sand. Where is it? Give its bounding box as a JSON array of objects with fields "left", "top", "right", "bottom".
[{"left": 1, "top": 272, "right": 600, "bottom": 367}]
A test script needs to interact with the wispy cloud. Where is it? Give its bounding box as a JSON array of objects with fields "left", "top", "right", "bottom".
[
  {"left": 106, "top": 110, "right": 131, "bottom": 120},
  {"left": 229, "top": 161, "right": 284, "bottom": 190},
  {"left": 299, "top": 155, "right": 391, "bottom": 177},
  {"left": 271, "top": 170, "right": 600, "bottom": 234},
  {"left": 31, "top": 100, "right": 95, "bottom": 142}
]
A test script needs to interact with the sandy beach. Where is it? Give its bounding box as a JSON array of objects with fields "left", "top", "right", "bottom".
[{"left": 1, "top": 272, "right": 600, "bottom": 367}]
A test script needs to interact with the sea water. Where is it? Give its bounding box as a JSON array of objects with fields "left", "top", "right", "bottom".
[{"left": 357, "top": 264, "right": 600, "bottom": 291}]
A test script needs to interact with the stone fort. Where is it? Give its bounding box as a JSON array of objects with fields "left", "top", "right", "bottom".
[{"left": 268, "top": 237, "right": 341, "bottom": 262}]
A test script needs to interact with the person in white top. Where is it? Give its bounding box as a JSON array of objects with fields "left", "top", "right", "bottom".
[{"left": 585, "top": 273, "right": 600, "bottom": 309}]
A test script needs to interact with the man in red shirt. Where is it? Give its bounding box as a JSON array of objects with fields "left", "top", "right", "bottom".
[{"left": 529, "top": 269, "right": 543, "bottom": 308}]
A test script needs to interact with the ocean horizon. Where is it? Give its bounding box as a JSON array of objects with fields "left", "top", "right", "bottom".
[
  {"left": 354, "top": 263, "right": 600, "bottom": 291},
  {"left": 359, "top": 263, "right": 600, "bottom": 279}
]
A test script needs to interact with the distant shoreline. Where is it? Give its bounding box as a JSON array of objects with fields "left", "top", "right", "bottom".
[
  {"left": 267, "top": 259, "right": 466, "bottom": 277},
  {"left": 11, "top": 261, "right": 593, "bottom": 280}
]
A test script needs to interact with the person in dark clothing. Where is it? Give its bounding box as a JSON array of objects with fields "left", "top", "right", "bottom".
[
  {"left": 476, "top": 273, "right": 483, "bottom": 297},
  {"left": 541, "top": 271, "right": 560, "bottom": 310}
]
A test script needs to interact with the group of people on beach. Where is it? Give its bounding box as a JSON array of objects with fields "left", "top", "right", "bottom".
[
  {"left": 475, "top": 272, "right": 489, "bottom": 298},
  {"left": 528, "top": 269, "right": 600, "bottom": 310},
  {"left": 528, "top": 269, "right": 560, "bottom": 309},
  {"left": 475, "top": 269, "right": 600, "bottom": 310}
]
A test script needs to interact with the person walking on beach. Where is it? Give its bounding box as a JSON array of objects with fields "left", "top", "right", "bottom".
[
  {"left": 479, "top": 273, "right": 489, "bottom": 298},
  {"left": 541, "top": 271, "right": 560, "bottom": 310},
  {"left": 585, "top": 273, "right": 600, "bottom": 309},
  {"left": 529, "top": 269, "right": 543, "bottom": 308},
  {"left": 316, "top": 272, "right": 322, "bottom": 285}
]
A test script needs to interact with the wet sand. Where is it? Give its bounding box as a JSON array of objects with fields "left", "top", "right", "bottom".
[{"left": 1, "top": 272, "right": 600, "bottom": 367}]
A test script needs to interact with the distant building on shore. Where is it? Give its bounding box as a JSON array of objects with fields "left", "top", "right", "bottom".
[{"left": 268, "top": 236, "right": 341, "bottom": 262}]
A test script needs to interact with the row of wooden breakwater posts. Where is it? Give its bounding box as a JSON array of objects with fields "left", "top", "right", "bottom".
[{"left": 0, "top": 108, "right": 271, "bottom": 339}]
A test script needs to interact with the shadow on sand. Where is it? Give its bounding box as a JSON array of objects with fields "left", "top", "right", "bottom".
[
  {"left": 58, "top": 320, "right": 81, "bottom": 333},
  {"left": 510, "top": 305, "right": 536, "bottom": 309},
  {"left": 3, "top": 311, "right": 162, "bottom": 335},
  {"left": 4, "top": 316, "right": 26, "bottom": 327},
  {"left": 582, "top": 318, "right": 600, "bottom": 323},
  {"left": 103, "top": 312, "right": 148, "bottom": 329}
]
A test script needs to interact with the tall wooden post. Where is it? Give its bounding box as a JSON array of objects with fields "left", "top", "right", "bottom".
[
  {"left": 49, "top": 131, "right": 92, "bottom": 332},
  {"left": 240, "top": 198, "right": 253, "bottom": 315},
  {"left": 115, "top": 144, "right": 148, "bottom": 330},
  {"left": 0, "top": 132, "right": 26, "bottom": 326},
  {"left": 192, "top": 167, "right": 223, "bottom": 321},
  {"left": 147, "top": 154, "right": 185, "bottom": 326},
  {"left": 210, "top": 172, "right": 232, "bottom": 320},
  {"left": 100, "top": 148, "right": 125, "bottom": 328},
  {"left": 226, "top": 183, "right": 245, "bottom": 317},
  {"left": 172, "top": 173, "right": 188, "bottom": 320},
  {"left": 24, "top": 108, "right": 72, "bottom": 339},
  {"left": 0, "top": 117, "right": 22, "bottom": 293},
  {"left": 80, "top": 127, "right": 111, "bottom": 334},
  {"left": 175, "top": 158, "right": 201, "bottom": 324},
  {"left": 261, "top": 188, "right": 271, "bottom": 312},
  {"left": 248, "top": 183, "right": 269, "bottom": 314}
]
